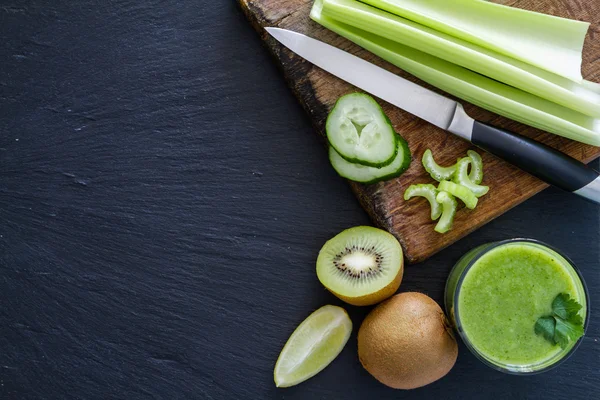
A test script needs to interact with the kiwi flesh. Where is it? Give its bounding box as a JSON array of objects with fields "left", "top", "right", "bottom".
[
  {"left": 357, "top": 292, "right": 458, "bottom": 389},
  {"left": 316, "top": 226, "right": 403, "bottom": 306}
]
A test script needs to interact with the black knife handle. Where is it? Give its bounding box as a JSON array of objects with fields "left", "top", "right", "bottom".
[{"left": 471, "top": 121, "right": 600, "bottom": 199}]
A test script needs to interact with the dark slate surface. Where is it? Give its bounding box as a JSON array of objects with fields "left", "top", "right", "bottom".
[{"left": 0, "top": 1, "right": 598, "bottom": 399}]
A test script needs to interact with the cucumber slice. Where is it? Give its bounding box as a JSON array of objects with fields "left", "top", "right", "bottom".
[
  {"left": 403, "top": 184, "right": 442, "bottom": 220},
  {"left": 422, "top": 149, "right": 457, "bottom": 181},
  {"left": 326, "top": 93, "right": 397, "bottom": 167},
  {"left": 453, "top": 158, "right": 489, "bottom": 197},
  {"left": 329, "top": 136, "right": 411, "bottom": 184},
  {"left": 467, "top": 150, "right": 484, "bottom": 184},
  {"left": 438, "top": 180, "right": 478, "bottom": 209},
  {"left": 435, "top": 191, "right": 458, "bottom": 234}
]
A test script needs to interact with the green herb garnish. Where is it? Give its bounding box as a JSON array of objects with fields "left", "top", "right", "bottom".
[
  {"left": 535, "top": 293, "right": 584, "bottom": 349},
  {"left": 534, "top": 316, "right": 556, "bottom": 343},
  {"left": 552, "top": 293, "right": 583, "bottom": 320}
]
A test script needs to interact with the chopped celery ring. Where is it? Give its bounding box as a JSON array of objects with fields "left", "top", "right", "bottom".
[
  {"left": 453, "top": 158, "right": 489, "bottom": 197},
  {"left": 422, "top": 149, "right": 457, "bottom": 182},
  {"left": 404, "top": 184, "right": 442, "bottom": 220},
  {"left": 438, "top": 180, "right": 478, "bottom": 209},
  {"left": 435, "top": 191, "right": 458, "bottom": 234},
  {"left": 467, "top": 150, "right": 484, "bottom": 185}
]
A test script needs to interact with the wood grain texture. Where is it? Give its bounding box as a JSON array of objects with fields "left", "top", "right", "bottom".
[{"left": 239, "top": 0, "right": 600, "bottom": 263}]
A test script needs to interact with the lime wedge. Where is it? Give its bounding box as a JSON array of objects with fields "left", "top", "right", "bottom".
[{"left": 274, "top": 305, "right": 353, "bottom": 388}]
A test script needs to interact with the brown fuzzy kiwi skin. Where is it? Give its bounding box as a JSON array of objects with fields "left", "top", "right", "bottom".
[
  {"left": 357, "top": 292, "right": 458, "bottom": 389},
  {"left": 327, "top": 262, "right": 404, "bottom": 306}
]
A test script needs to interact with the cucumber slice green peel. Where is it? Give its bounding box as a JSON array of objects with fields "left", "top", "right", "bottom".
[
  {"left": 467, "top": 150, "right": 484, "bottom": 184},
  {"left": 435, "top": 191, "right": 458, "bottom": 234},
  {"left": 329, "top": 136, "right": 411, "bottom": 184},
  {"left": 326, "top": 93, "right": 398, "bottom": 167},
  {"left": 422, "top": 149, "right": 457, "bottom": 181},
  {"left": 438, "top": 180, "right": 478, "bottom": 209},
  {"left": 403, "top": 184, "right": 441, "bottom": 220},
  {"left": 453, "top": 158, "right": 489, "bottom": 197}
]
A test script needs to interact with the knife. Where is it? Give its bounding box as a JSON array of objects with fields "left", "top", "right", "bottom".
[{"left": 266, "top": 27, "right": 600, "bottom": 204}]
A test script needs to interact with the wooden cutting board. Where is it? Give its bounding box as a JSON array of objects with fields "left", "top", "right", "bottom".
[{"left": 239, "top": 0, "right": 600, "bottom": 263}]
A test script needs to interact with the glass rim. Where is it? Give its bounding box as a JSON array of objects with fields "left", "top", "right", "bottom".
[{"left": 451, "top": 238, "right": 590, "bottom": 375}]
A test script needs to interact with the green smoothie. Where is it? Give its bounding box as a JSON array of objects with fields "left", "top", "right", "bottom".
[{"left": 446, "top": 240, "right": 587, "bottom": 371}]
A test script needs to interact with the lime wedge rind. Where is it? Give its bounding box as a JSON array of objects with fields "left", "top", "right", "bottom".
[{"left": 274, "top": 305, "right": 353, "bottom": 388}]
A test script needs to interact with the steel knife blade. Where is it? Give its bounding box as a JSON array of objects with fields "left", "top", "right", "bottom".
[{"left": 265, "top": 27, "right": 600, "bottom": 204}]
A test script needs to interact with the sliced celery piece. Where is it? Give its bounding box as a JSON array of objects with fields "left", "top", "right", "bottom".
[
  {"left": 438, "top": 180, "right": 478, "bottom": 210},
  {"left": 359, "top": 0, "right": 589, "bottom": 82},
  {"left": 434, "top": 191, "right": 457, "bottom": 234},
  {"left": 309, "top": 2, "right": 600, "bottom": 146},
  {"left": 321, "top": 0, "right": 600, "bottom": 117},
  {"left": 453, "top": 158, "right": 489, "bottom": 197},
  {"left": 404, "top": 183, "right": 442, "bottom": 220},
  {"left": 466, "top": 150, "right": 483, "bottom": 185},
  {"left": 422, "top": 149, "right": 456, "bottom": 182}
]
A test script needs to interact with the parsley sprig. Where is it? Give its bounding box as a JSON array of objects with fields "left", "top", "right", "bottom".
[{"left": 534, "top": 293, "right": 584, "bottom": 349}]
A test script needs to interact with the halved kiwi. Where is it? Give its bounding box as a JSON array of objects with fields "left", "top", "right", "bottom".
[{"left": 316, "top": 226, "right": 403, "bottom": 306}]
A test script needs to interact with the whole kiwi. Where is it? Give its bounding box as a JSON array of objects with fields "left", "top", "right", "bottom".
[{"left": 357, "top": 292, "right": 458, "bottom": 389}]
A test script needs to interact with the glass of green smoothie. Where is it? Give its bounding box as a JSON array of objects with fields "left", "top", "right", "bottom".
[{"left": 445, "top": 239, "right": 589, "bottom": 374}]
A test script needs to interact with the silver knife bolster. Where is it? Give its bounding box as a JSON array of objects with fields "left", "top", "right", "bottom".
[
  {"left": 573, "top": 175, "right": 600, "bottom": 203},
  {"left": 447, "top": 104, "right": 475, "bottom": 141}
]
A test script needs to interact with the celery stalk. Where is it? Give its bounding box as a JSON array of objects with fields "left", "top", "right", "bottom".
[
  {"left": 359, "top": 0, "right": 589, "bottom": 83},
  {"left": 320, "top": 0, "right": 600, "bottom": 117},
  {"left": 310, "top": 0, "right": 600, "bottom": 146},
  {"left": 583, "top": 80, "right": 600, "bottom": 95}
]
